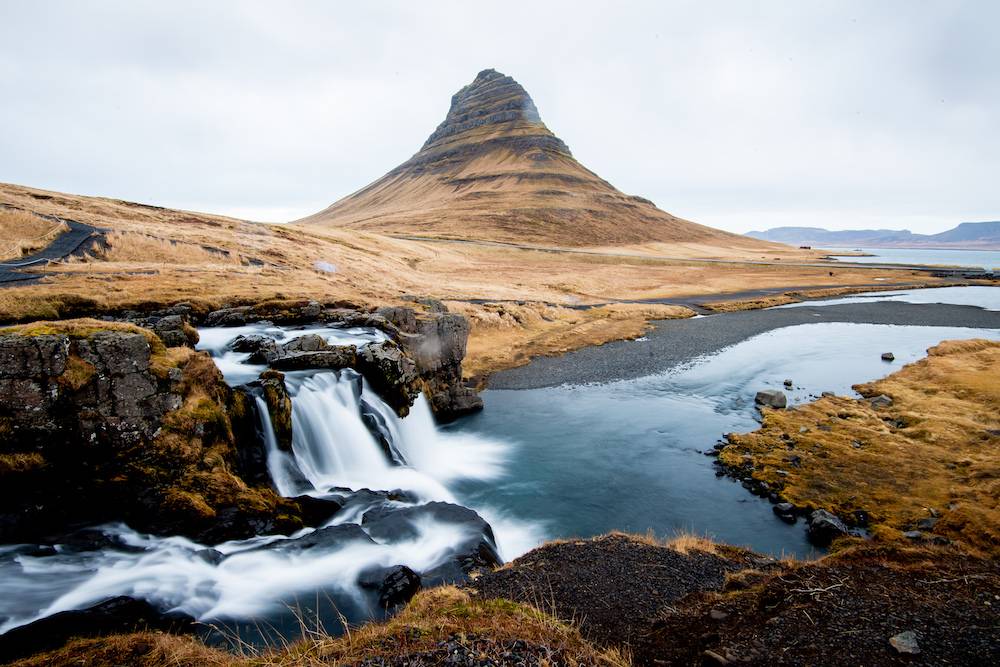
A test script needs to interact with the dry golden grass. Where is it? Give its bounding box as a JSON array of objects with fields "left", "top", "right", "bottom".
[
  {"left": 94, "top": 231, "right": 243, "bottom": 265},
  {"left": 0, "top": 208, "right": 67, "bottom": 259},
  {"left": 10, "top": 632, "right": 239, "bottom": 667},
  {"left": 450, "top": 301, "right": 693, "bottom": 378},
  {"left": 0, "top": 182, "right": 962, "bottom": 376},
  {"left": 721, "top": 339, "right": 1000, "bottom": 555},
  {"left": 11, "top": 588, "right": 628, "bottom": 667}
]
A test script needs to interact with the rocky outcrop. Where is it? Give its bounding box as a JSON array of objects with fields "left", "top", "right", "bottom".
[
  {"left": 377, "top": 306, "right": 483, "bottom": 420},
  {"left": 0, "top": 321, "right": 303, "bottom": 544},
  {"left": 256, "top": 369, "right": 294, "bottom": 450},
  {"left": 201, "top": 299, "right": 482, "bottom": 421},
  {"left": 0, "top": 596, "right": 195, "bottom": 663}
]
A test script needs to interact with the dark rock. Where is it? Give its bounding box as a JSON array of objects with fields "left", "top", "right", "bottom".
[
  {"left": 203, "top": 306, "right": 253, "bottom": 327},
  {"left": 362, "top": 502, "right": 502, "bottom": 583},
  {"left": 359, "top": 564, "right": 422, "bottom": 609},
  {"left": 270, "top": 345, "right": 357, "bottom": 371},
  {"left": 773, "top": 503, "right": 797, "bottom": 524},
  {"left": 149, "top": 315, "right": 197, "bottom": 347},
  {"left": 193, "top": 548, "right": 225, "bottom": 565},
  {"left": 916, "top": 517, "right": 938, "bottom": 530},
  {"left": 257, "top": 369, "right": 293, "bottom": 451},
  {"left": 233, "top": 334, "right": 280, "bottom": 364},
  {"left": 869, "top": 394, "right": 893, "bottom": 408},
  {"left": 195, "top": 507, "right": 299, "bottom": 545},
  {"left": 227, "top": 386, "right": 271, "bottom": 486},
  {"left": 806, "top": 509, "right": 849, "bottom": 546},
  {"left": 903, "top": 530, "right": 924, "bottom": 540},
  {"left": 355, "top": 340, "right": 420, "bottom": 416},
  {"left": 783, "top": 379, "right": 793, "bottom": 388},
  {"left": 754, "top": 389, "right": 787, "bottom": 409},
  {"left": 291, "top": 494, "right": 344, "bottom": 527},
  {"left": 881, "top": 352, "right": 895, "bottom": 362},
  {"left": 0, "top": 596, "right": 195, "bottom": 663},
  {"left": 251, "top": 524, "right": 375, "bottom": 553}
]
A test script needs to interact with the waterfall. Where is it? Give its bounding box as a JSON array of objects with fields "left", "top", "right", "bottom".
[{"left": 0, "top": 324, "right": 542, "bottom": 638}]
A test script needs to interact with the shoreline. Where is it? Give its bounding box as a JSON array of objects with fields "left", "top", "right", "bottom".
[{"left": 488, "top": 298, "right": 1000, "bottom": 390}]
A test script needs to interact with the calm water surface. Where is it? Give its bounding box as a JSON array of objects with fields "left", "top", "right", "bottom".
[
  {"left": 449, "top": 322, "right": 1000, "bottom": 558},
  {"left": 823, "top": 247, "right": 1000, "bottom": 270}
]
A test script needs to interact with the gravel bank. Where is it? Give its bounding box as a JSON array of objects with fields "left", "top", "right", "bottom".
[{"left": 489, "top": 300, "right": 1000, "bottom": 389}]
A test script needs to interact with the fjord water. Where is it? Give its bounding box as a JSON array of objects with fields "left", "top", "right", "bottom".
[
  {"left": 824, "top": 246, "right": 1000, "bottom": 269},
  {"left": 449, "top": 322, "right": 1000, "bottom": 558}
]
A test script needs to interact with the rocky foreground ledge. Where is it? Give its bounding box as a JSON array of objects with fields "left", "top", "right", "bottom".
[{"left": 6, "top": 533, "right": 997, "bottom": 666}]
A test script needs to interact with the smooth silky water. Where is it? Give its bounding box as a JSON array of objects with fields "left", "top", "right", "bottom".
[{"left": 1, "top": 291, "right": 997, "bottom": 646}]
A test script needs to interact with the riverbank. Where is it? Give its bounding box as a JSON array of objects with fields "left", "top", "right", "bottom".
[{"left": 488, "top": 297, "right": 1000, "bottom": 389}]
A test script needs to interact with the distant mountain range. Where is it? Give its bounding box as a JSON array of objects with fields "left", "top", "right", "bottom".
[{"left": 746, "top": 222, "right": 1000, "bottom": 250}]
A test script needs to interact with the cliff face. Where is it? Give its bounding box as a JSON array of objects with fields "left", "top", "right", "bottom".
[
  {"left": 297, "top": 69, "right": 754, "bottom": 248},
  {"left": 0, "top": 320, "right": 300, "bottom": 544}
]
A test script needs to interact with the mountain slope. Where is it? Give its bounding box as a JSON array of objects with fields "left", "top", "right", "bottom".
[
  {"left": 296, "top": 69, "right": 763, "bottom": 248},
  {"left": 747, "top": 222, "right": 1000, "bottom": 249}
]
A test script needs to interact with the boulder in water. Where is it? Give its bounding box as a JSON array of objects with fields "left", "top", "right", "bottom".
[
  {"left": 359, "top": 564, "right": 422, "bottom": 609},
  {"left": 881, "top": 352, "right": 895, "bottom": 362},
  {"left": 251, "top": 524, "right": 375, "bottom": 553},
  {"left": 806, "top": 509, "right": 849, "bottom": 546},
  {"left": 362, "top": 501, "right": 502, "bottom": 584},
  {"left": 754, "top": 389, "right": 787, "bottom": 409},
  {"left": 257, "top": 369, "right": 293, "bottom": 451},
  {"left": 290, "top": 494, "right": 344, "bottom": 527},
  {"left": 270, "top": 345, "right": 357, "bottom": 371}
]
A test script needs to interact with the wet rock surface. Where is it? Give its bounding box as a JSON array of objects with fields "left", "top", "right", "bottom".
[
  {"left": 0, "top": 596, "right": 194, "bottom": 663},
  {"left": 363, "top": 502, "right": 502, "bottom": 584},
  {"left": 359, "top": 564, "right": 422, "bottom": 610}
]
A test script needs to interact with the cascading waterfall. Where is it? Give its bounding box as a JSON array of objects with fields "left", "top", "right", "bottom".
[{"left": 0, "top": 324, "right": 542, "bottom": 639}]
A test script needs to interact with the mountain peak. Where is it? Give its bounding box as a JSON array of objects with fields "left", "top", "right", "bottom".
[
  {"left": 297, "top": 70, "right": 754, "bottom": 248},
  {"left": 421, "top": 69, "right": 552, "bottom": 151}
]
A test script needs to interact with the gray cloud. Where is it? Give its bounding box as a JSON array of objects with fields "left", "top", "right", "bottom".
[{"left": 1, "top": 0, "right": 997, "bottom": 233}]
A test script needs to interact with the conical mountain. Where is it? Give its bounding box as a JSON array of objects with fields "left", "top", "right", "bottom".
[{"left": 297, "top": 69, "right": 751, "bottom": 247}]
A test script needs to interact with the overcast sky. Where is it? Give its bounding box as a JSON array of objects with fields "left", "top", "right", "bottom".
[{"left": 1, "top": 1, "right": 997, "bottom": 233}]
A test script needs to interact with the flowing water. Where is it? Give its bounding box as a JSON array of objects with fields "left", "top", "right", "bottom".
[
  {"left": 0, "top": 324, "right": 534, "bottom": 643},
  {"left": 1, "top": 290, "right": 997, "bottom": 644}
]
